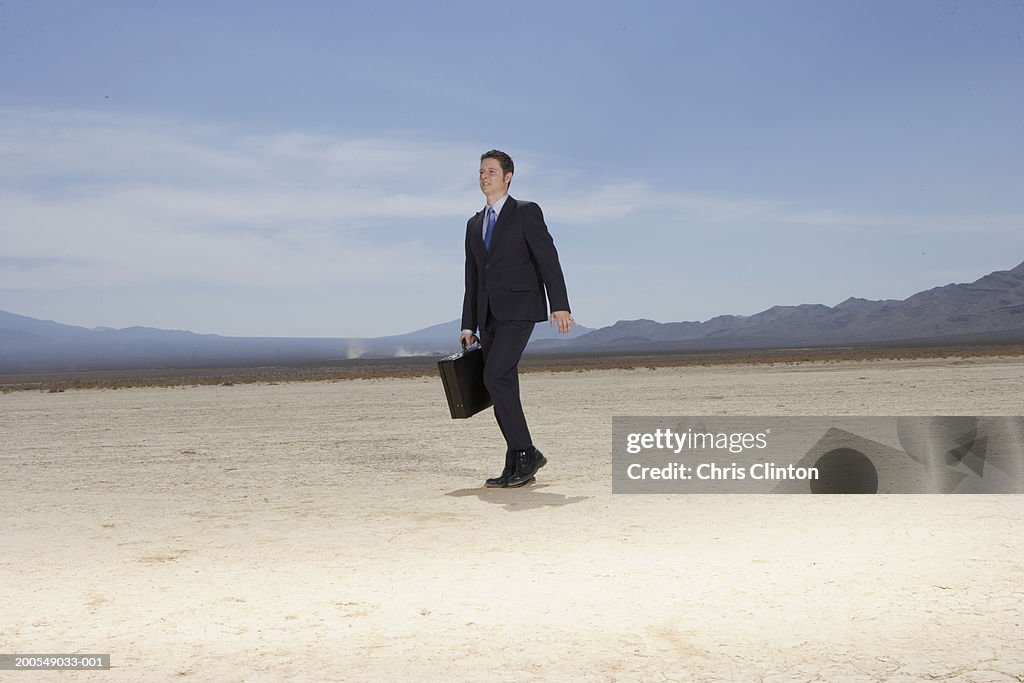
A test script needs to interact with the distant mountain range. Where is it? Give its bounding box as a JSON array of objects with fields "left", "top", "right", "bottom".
[
  {"left": 532, "top": 259, "right": 1024, "bottom": 353},
  {"left": 2, "top": 259, "right": 1022, "bottom": 373},
  {"left": 0, "top": 312, "right": 592, "bottom": 373}
]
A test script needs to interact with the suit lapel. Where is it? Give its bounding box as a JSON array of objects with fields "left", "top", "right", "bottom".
[{"left": 470, "top": 209, "right": 486, "bottom": 261}]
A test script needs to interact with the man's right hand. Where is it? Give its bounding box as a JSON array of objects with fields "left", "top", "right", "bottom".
[{"left": 460, "top": 331, "right": 479, "bottom": 349}]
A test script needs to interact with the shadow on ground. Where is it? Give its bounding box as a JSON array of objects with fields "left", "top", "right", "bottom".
[{"left": 446, "top": 484, "right": 590, "bottom": 511}]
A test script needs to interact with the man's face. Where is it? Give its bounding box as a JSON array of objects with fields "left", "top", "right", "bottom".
[{"left": 479, "top": 158, "right": 512, "bottom": 197}]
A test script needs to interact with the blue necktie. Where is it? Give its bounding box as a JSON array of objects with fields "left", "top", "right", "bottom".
[{"left": 484, "top": 207, "right": 496, "bottom": 251}]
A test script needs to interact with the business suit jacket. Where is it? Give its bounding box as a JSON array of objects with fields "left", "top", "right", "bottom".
[{"left": 461, "top": 197, "right": 571, "bottom": 332}]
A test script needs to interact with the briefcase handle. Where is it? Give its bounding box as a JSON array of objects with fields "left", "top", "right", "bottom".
[{"left": 461, "top": 335, "right": 480, "bottom": 351}]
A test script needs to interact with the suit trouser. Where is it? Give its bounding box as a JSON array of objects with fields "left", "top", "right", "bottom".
[{"left": 479, "top": 310, "right": 534, "bottom": 452}]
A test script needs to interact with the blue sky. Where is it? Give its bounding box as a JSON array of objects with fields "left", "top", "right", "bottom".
[{"left": 1, "top": 0, "right": 1022, "bottom": 337}]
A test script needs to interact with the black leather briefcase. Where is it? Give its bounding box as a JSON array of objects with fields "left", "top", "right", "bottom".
[{"left": 437, "top": 343, "right": 492, "bottom": 419}]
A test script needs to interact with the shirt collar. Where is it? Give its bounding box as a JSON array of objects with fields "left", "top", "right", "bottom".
[{"left": 486, "top": 194, "right": 510, "bottom": 217}]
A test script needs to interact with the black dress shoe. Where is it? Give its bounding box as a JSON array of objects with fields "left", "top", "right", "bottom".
[
  {"left": 505, "top": 447, "right": 547, "bottom": 488},
  {"left": 485, "top": 448, "right": 515, "bottom": 488}
]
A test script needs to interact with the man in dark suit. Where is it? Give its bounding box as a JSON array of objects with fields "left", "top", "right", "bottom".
[{"left": 460, "top": 150, "right": 575, "bottom": 488}]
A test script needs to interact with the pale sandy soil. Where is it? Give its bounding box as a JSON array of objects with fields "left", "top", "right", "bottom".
[{"left": 1, "top": 356, "right": 1023, "bottom": 682}]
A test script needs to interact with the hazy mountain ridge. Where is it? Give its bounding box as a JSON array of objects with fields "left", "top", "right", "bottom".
[
  {"left": 0, "top": 311, "right": 591, "bottom": 373},
  {"left": 2, "top": 260, "right": 1022, "bottom": 372},
  {"left": 531, "top": 260, "right": 1024, "bottom": 352}
]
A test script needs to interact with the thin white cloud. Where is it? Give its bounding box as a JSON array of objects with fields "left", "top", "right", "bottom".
[
  {"left": 1, "top": 190, "right": 451, "bottom": 290},
  {"left": 0, "top": 107, "right": 480, "bottom": 291},
  {"left": 542, "top": 179, "right": 1024, "bottom": 235}
]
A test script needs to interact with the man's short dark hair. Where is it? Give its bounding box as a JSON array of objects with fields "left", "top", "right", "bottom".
[{"left": 481, "top": 149, "right": 514, "bottom": 178}]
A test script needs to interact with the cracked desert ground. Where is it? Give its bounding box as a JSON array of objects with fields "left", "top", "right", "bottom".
[{"left": 2, "top": 355, "right": 1023, "bottom": 682}]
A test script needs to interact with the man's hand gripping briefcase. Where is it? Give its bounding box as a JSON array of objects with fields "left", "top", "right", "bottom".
[{"left": 437, "top": 342, "right": 492, "bottom": 419}]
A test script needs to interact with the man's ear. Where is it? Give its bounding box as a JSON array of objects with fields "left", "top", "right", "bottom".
[{"left": 504, "top": 172, "right": 513, "bottom": 187}]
